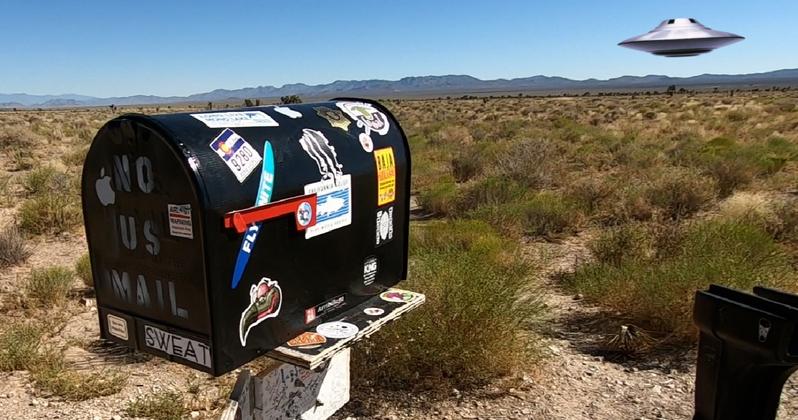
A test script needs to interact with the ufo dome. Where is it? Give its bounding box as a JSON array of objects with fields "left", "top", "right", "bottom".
[{"left": 619, "top": 18, "right": 744, "bottom": 57}]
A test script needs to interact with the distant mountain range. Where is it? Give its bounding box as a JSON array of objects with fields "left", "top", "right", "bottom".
[{"left": 3, "top": 69, "right": 798, "bottom": 108}]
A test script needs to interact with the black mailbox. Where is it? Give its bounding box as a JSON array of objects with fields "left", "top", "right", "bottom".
[{"left": 80, "top": 100, "right": 409, "bottom": 375}]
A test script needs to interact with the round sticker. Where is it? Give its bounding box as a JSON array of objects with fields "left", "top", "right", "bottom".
[
  {"left": 316, "top": 321, "right": 360, "bottom": 339},
  {"left": 380, "top": 290, "right": 417, "bottom": 303},
  {"left": 363, "top": 307, "right": 385, "bottom": 316},
  {"left": 296, "top": 201, "right": 313, "bottom": 227}
]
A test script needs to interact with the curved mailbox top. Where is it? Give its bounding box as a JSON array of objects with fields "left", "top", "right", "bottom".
[{"left": 81, "top": 100, "right": 409, "bottom": 374}]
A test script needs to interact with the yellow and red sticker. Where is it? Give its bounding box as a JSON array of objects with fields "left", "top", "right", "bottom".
[{"left": 374, "top": 147, "right": 396, "bottom": 206}]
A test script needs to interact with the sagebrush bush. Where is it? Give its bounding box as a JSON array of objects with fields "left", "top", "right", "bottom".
[
  {"left": 352, "top": 221, "right": 541, "bottom": 391},
  {"left": 125, "top": 391, "right": 187, "bottom": 420},
  {"left": 19, "top": 192, "right": 81, "bottom": 234},
  {"left": 75, "top": 253, "right": 93, "bottom": 288},
  {"left": 0, "top": 226, "right": 31, "bottom": 268},
  {"left": 0, "top": 323, "right": 43, "bottom": 371},
  {"left": 563, "top": 219, "right": 792, "bottom": 340},
  {"left": 25, "top": 266, "right": 74, "bottom": 306},
  {"left": 645, "top": 168, "right": 713, "bottom": 220},
  {"left": 520, "top": 191, "right": 583, "bottom": 236}
]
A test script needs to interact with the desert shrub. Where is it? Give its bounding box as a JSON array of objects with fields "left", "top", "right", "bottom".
[
  {"left": 519, "top": 191, "right": 583, "bottom": 237},
  {"left": 588, "top": 223, "right": 650, "bottom": 267},
  {"left": 0, "top": 126, "right": 40, "bottom": 151},
  {"left": 0, "top": 225, "right": 31, "bottom": 268},
  {"left": 31, "top": 351, "right": 126, "bottom": 401},
  {"left": 457, "top": 177, "right": 526, "bottom": 214},
  {"left": 644, "top": 168, "right": 713, "bottom": 220},
  {"left": 25, "top": 266, "right": 74, "bottom": 306},
  {"left": 19, "top": 193, "right": 81, "bottom": 234},
  {"left": 125, "top": 391, "right": 187, "bottom": 420},
  {"left": 563, "top": 219, "right": 792, "bottom": 340},
  {"left": 0, "top": 174, "right": 12, "bottom": 206},
  {"left": 565, "top": 177, "right": 612, "bottom": 215},
  {"left": 7, "top": 149, "right": 34, "bottom": 171},
  {"left": 22, "top": 166, "right": 76, "bottom": 197},
  {"left": 0, "top": 323, "right": 43, "bottom": 371},
  {"left": 672, "top": 136, "right": 798, "bottom": 197},
  {"left": 450, "top": 152, "right": 483, "bottom": 182},
  {"left": 75, "top": 253, "right": 93, "bottom": 288},
  {"left": 352, "top": 221, "right": 540, "bottom": 391},
  {"left": 417, "top": 179, "right": 458, "bottom": 216},
  {"left": 62, "top": 145, "right": 89, "bottom": 167},
  {"left": 489, "top": 138, "right": 558, "bottom": 189}
]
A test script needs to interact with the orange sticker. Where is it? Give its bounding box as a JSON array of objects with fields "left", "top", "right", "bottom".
[
  {"left": 374, "top": 147, "right": 396, "bottom": 206},
  {"left": 286, "top": 332, "right": 327, "bottom": 348}
]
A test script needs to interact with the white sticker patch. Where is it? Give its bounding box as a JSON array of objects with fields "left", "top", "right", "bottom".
[
  {"left": 106, "top": 314, "right": 128, "bottom": 340},
  {"left": 316, "top": 321, "right": 359, "bottom": 339},
  {"left": 191, "top": 111, "right": 279, "bottom": 128},
  {"left": 168, "top": 204, "right": 194, "bottom": 239},
  {"left": 304, "top": 174, "right": 352, "bottom": 239},
  {"left": 335, "top": 101, "right": 390, "bottom": 152},
  {"left": 144, "top": 324, "right": 212, "bottom": 368},
  {"left": 210, "top": 129, "right": 263, "bottom": 183},
  {"left": 273, "top": 106, "right": 302, "bottom": 119},
  {"left": 363, "top": 307, "right": 384, "bottom": 316},
  {"left": 376, "top": 207, "right": 394, "bottom": 246}
]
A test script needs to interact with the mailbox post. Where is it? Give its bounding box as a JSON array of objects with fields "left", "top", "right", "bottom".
[{"left": 81, "top": 100, "right": 411, "bottom": 376}]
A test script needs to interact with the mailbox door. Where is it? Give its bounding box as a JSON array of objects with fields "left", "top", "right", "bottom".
[{"left": 82, "top": 118, "right": 213, "bottom": 371}]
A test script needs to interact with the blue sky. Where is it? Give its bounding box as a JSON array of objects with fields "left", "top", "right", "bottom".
[{"left": 1, "top": 0, "right": 796, "bottom": 97}]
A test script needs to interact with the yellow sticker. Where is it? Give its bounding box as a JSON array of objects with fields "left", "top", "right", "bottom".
[{"left": 374, "top": 147, "right": 396, "bottom": 206}]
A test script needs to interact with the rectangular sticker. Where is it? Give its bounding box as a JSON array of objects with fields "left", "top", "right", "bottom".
[
  {"left": 304, "top": 174, "right": 352, "bottom": 239},
  {"left": 143, "top": 324, "right": 212, "bottom": 368},
  {"left": 374, "top": 147, "right": 396, "bottom": 206},
  {"left": 305, "top": 294, "right": 346, "bottom": 324},
  {"left": 191, "top": 111, "right": 278, "bottom": 128},
  {"left": 210, "top": 129, "right": 263, "bottom": 183},
  {"left": 376, "top": 206, "right": 394, "bottom": 247},
  {"left": 168, "top": 204, "right": 194, "bottom": 239},
  {"left": 106, "top": 314, "right": 128, "bottom": 341}
]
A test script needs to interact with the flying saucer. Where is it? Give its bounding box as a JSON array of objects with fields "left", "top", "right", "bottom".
[{"left": 619, "top": 18, "right": 744, "bottom": 57}]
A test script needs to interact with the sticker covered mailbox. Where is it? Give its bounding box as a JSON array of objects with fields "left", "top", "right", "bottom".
[{"left": 81, "top": 100, "right": 410, "bottom": 375}]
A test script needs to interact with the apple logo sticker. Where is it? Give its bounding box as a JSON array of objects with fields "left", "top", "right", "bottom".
[{"left": 96, "top": 168, "right": 115, "bottom": 206}]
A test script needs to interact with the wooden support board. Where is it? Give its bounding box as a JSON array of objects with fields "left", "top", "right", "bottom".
[{"left": 267, "top": 288, "right": 425, "bottom": 370}]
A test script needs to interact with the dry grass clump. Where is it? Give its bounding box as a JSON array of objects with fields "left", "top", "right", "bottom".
[
  {"left": 75, "top": 253, "right": 93, "bottom": 288},
  {"left": 31, "top": 351, "right": 126, "bottom": 401},
  {"left": 24, "top": 266, "right": 74, "bottom": 306},
  {"left": 562, "top": 219, "right": 792, "bottom": 340},
  {"left": 0, "top": 225, "right": 31, "bottom": 268},
  {"left": 352, "top": 220, "right": 541, "bottom": 391},
  {"left": 125, "top": 391, "right": 187, "bottom": 420}
]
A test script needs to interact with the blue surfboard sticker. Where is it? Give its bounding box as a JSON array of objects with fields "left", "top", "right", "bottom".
[{"left": 231, "top": 141, "right": 275, "bottom": 289}]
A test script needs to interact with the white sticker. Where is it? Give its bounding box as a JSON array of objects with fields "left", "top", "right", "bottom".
[
  {"left": 316, "top": 321, "right": 359, "bottom": 339},
  {"left": 168, "top": 204, "right": 194, "bottom": 239},
  {"left": 335, "top": 101, "right": 390, "bottom": 152},
  {"left": 363, "top": 307, "right": 384, "bottom": 316},
  {"left": 106, "top": 314, "right": 128, "bottom": 340},
  {"left": 191, "top": 111, "right": 279, "bottom": 128},
  {"left": 210, "top": 129, "right": 263, "bottom": 183},
  {"left": 304, "top": 174, "right": 352, "bottom": 239},
  {"left": 376, "top": 206, "right": 394, "bottom": 246},
  {"left": 273, "top": 106, "right": 302, "bottom": 119},
  {"left": 144, "top": 325, "right": 212, "bottom": 368}
]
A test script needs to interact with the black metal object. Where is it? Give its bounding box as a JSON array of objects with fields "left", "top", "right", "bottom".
[
  {"left": 693, "top": 284, "right": 798, "bottom": 420},
  {"left": 81, "top": 100, "right": 410, "bottom": 375}
]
